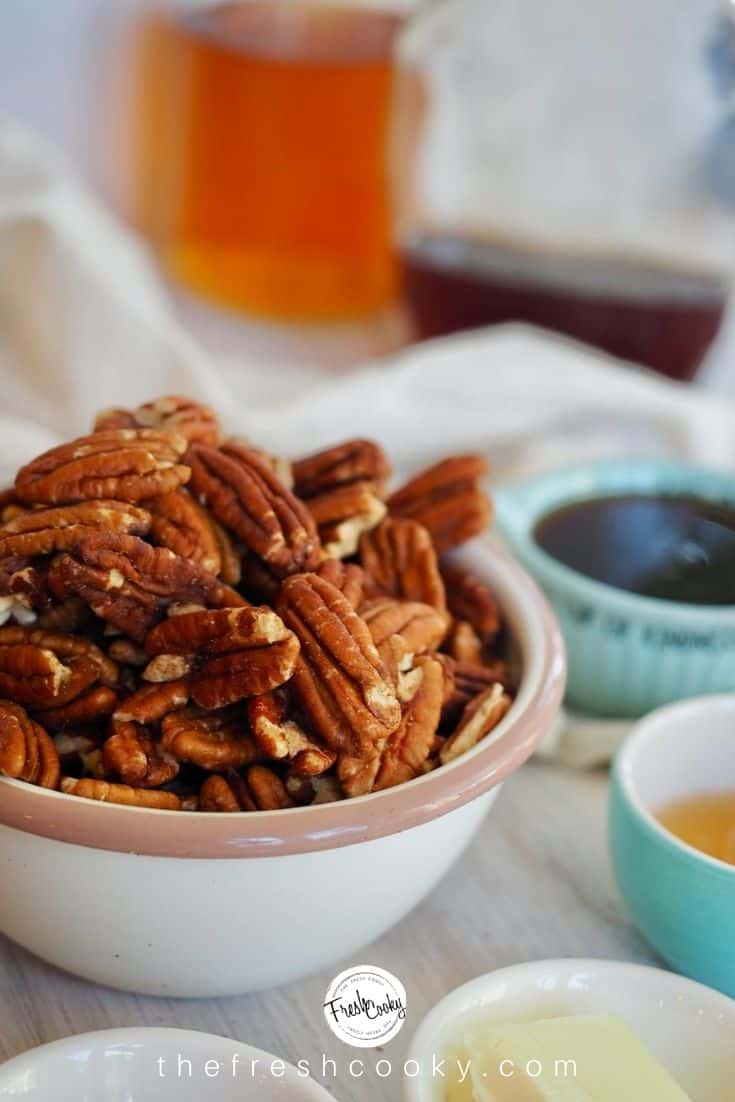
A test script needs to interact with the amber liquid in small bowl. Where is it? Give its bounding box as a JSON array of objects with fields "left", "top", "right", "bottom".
[{"left": 657, "top": 792, "right": 735, "bottom": 865}]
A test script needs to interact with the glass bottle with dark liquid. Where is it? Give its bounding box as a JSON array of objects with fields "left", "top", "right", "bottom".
[
  {"left": 401, "top": 235, "right": 727, "bottom": 382},
  {"left": 392, "top": 0, "right": 735, "bottom": 382}
]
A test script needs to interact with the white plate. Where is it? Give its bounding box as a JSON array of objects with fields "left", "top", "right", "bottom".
[
  {"left": 404, "top": 959, "right": 735, "bottom": 1102},
  {"left": 0, "top": 1028, "right": 336, "bottom": 1101}
]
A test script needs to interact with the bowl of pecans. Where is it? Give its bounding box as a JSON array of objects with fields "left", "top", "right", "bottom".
[{"left": 0, "top": 397, "right": 564, "bottom": 997}]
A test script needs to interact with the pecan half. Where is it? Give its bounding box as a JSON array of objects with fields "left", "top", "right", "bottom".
[
  {"left": 232, "top": 440, "right": 294, "bottom": 492},
  {"left": 16, "top": 429, "right": 190, "bottom": 506},
  {"left": 103, "top": 721, "right": 179, "bottom": 787},
  {"left": 211, "top": 518, "right": 242, "bottom": 585},
  {"left": 246, "top": 764, "right": 296, "bottom": 809},
  {"left": 144, "top": 606, "right": 299, "bottom": 708},
  {"left": 113, "top": 680, "right": 190, "bottom": 725},
  {"left": 141, "top": 654, "right": 194, "bottom": 682},
  {"left": 278, "top": 574, "right": 400, "bottom": 766},
  {"left": 60, "top": 776, "right": 181, "bottom": 810},
  {"left": 107, "top": 637, "right": 148, "bottom": 667},
  {"left": 314, "top": 559, "right": 365, "bottom": 610},
  {"left": 0, "top": 627, "right": 115, "bottom": 683},
  {"left": 440, "top": 682, "right": 512, "bottom": 763},
  {"left": 441, "top": 563, "right": 501, "bottom": 645},
  {"left": 359, "top": 517, "right": 446, "bottom": 611},
  {"left": 49, "top": 532, "right": 246, "bottom": 642},
  {"left": 387, "top": 455, "right": 492, "bottom": 554},
  {"left": 307, "top": 482, "right": 386, "bottom": 559},
  {"left": 188, "top": 443, "right": 321, "bottom": 578},
  {"left": 336, "top": 747, "right": 383, "bottom": 798},
  {"left": 248, "top": 691, "right": 335, "bottom": 776},
  {"left": 36, "top": 597, "right": 91, "bottom": 634},
  {"left": 199, "top": 772, "right": 255, "bottom": 812},
  {"left": 0, "top": 558, "right": 46, "bottom": 624},
  {"left": 0, "top": 701, "right": 59, "bottom": 787},
  {"left": 145, "top": 489, "right": 222, "bottom": 575},
  {"left": 161, "top": 706, "right": 261, "bottom": 770},
  {"left": 459, "top": 657, "right": 514, "bottom": 692},
  {"left": 0, "top": 501, "right": 151, "bottom": 558},
  {"left": 359, "top": 596, "right": 449, "bottom": 671},
  {"left": 292, "top": 439, "right": 391, "bottom": 499},
  {"left": 0, "top": 627, "right": 117, "bottom": 711},
  {"left": 94, "top": 395, "right": 222, "bottom": 447},
  {"left": 199, "top": 766, "right": 295, "bottom": 812},
  {"left": 374, "top": 655, "right": 444, "bottom": 791},
  {"left": 284, "top": 770, "right": 343, "bottom": 805},
  {"left": 440, "top": 657, "right": 515, "bottom": 724},
  {"left": 445, "top": 619, "right": 484, "bottom": 664},
  {"left": 433, "top": 652, "right": 457, "bottom": 709},
  {"left": 41, "top": 685, "right": 118, "bottom": 730}
]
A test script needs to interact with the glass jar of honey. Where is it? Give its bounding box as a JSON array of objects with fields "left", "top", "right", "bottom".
[
  {"left": 391, "top": 0, "right": 735, "bottom": 381},
  {"left": 116, "top": 0, "right": 410, "bottom": 321}
]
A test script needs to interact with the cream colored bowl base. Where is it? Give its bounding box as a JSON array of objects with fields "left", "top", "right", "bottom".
[{"left": 0, "top": 789, "right": 496, "bottom": 997}]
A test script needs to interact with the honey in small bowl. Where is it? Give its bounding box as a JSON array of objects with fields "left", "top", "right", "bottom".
[{"left": 657, "top": 792, "right": 735, "bottom": 865}]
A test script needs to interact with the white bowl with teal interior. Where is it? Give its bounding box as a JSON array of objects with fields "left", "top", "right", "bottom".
[{"left": 496, "top": 460, "right": 735, "bottom": 718}]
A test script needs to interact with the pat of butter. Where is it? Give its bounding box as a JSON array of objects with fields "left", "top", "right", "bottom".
[{"left": 446, "top": 1015, "right": 691, "bottom": 1101}]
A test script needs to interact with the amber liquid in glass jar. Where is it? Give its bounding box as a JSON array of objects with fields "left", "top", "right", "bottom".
[
  {"left": 126, "top": 2, "right": 402, "bottom": 320},
  {"left": 401, "top": 233, "right": 727, "bottom": 381}
]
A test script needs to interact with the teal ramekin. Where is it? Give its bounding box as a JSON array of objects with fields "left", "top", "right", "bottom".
[
  {"left": 496, "top": 460, "right": 735, "bottom": 718},
  {"left": 610, "top": 695, "right": 735, "bottom": 997}
]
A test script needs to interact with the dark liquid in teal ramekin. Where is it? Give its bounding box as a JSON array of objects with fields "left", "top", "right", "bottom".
[{"left": 534, "top": 494, "right": 735, "bottom": 605}]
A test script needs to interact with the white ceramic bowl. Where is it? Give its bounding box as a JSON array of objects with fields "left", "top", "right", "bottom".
[
  {"left": 405, "top": 959, "right": 735, "bottom": 1102},
  {"left": 0, "top": 538, "right": 564, "bottom": 997},
  {"left": 0, "top": 1028, "right": 335, "bottom": 1101}
]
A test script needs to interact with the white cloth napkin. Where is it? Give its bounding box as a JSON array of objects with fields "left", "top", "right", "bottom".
[{"left": 2, "top": 120, "right": 735, "bottom": 767}]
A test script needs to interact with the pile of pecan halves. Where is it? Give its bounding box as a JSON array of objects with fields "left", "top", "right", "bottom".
[{"left": 0, "top": 396, "right": 515, "bottom": 813}]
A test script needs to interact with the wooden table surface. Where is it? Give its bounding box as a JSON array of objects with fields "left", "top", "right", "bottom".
[{"left": 0, "top": 761, "right": 657, "bottom": 1100}]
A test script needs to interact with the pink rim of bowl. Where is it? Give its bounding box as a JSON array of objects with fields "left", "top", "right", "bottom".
[{"left": 0, "top": 537, "right": 566, "bottom": 859}]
